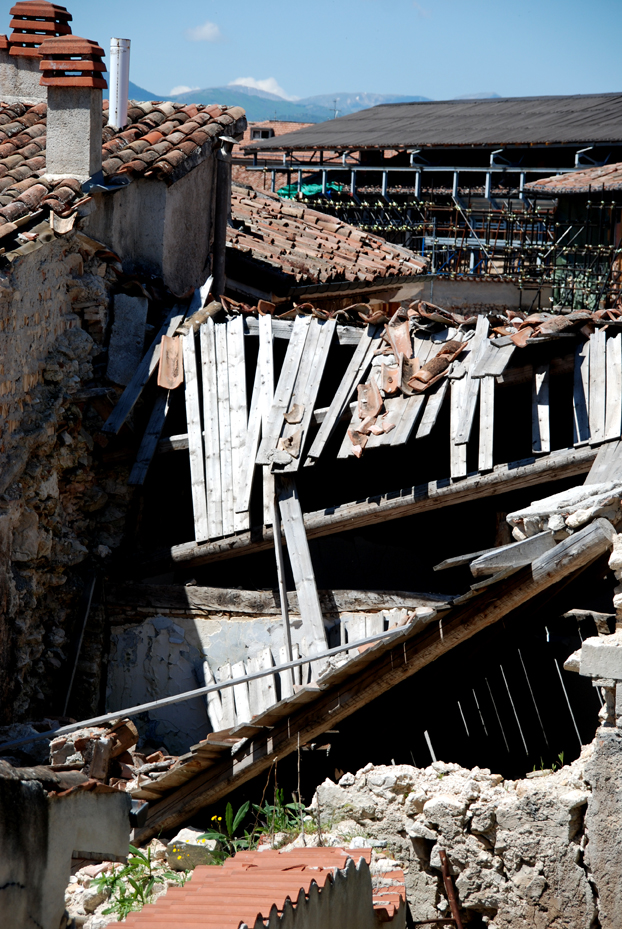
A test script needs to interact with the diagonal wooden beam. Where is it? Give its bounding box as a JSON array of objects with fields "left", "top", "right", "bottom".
[{"left": 133, "top": 517, "right": 615, "bottom": 843}]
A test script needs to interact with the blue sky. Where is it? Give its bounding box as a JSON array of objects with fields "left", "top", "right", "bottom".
[{"left": 63, "top": 0, "right": 621, "bottom": 101}]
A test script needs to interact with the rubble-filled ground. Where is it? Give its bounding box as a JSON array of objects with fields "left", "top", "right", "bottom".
[{"left": 63, "top": 740, "right": 611, "bottom": 929}]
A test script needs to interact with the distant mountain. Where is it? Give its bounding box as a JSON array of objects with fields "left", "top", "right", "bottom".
[
  {"left": 166, "top": 85, "right": 334, "bottom": 122},
  {"left": 299, "top": 92, "right": 431, "bottom": 116},
  {"left": 104, "top": 80, "right": 162, "bottom": 102},
  {"left": 453, "top": 92, "right": 501, "bottom": 100}
]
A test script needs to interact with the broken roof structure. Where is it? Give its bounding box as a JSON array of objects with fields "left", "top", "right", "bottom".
[
  {"left": 526, "top": 161, "right": 622, "bottom": 195},
  {"left": 226, "top": 185, "right": 427, "bottom": 306}
]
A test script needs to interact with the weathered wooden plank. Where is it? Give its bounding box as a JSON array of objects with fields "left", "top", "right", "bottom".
[
  {"left": 532, "top": 363, "right": 550, "bottom": 454},
  {"left": 478, "top": 376, "right": 494, "bottom": 472},
  {"left": 231, "top": 660, "right": 251, "bottom": 725},
  {"left": 573, "top": 339, "right": 590, "bottom": 446},
  {"left": 306, "top": 325, "right": 380, "bottom": 464},
  {"left": 215, "top": 321, "right": 235, "bottom": 536},
  {"left": 128, "top": 389, "right": 170, "bottom": 486},
  {"left": 391, "top": 333, "right": 455, "bottom": 447},
  {"left": 183, "top": 330, "right": 208, "bottom": 542},
  {"left": 280, "top": 318, "right": 336, "bottom": 472},
  {"left": 237, "top": 315, "right": 273, "bottom": 515},
  {"left": 469, "top": 530, "right": 557, "bottom": 576},
  {"left": 227, "top": 316, "right": 249, "bottom": 532},
  {"left": 257, "top": 647, "right": 277, "bottom": 711},
  {"left": 202, "top": 661, "right": 223, "bottom": 732},
  {"left": 107, "top": 583, "right": 451, "bottom": 616},
  {"left": 456, "top": 317, "right": 489, "bottom": 444},
  {"left": 216, "top": 663, "right": 235, "bottom": 729},
  {"left": 584, "top": 439, "right": 622, "bottom": 485},
  {"left": 472, "top": 341, "right": 515, "bottom": 378},
  {"left": 605, "top": 332, "right": 622, "bottom": 442},
  {"left": 257, "top": 315, "right": 310, "bottom": 465},
  {"left": 246, "top": 654, "right": 265, "bottom": 717},
  {"left": 200, "top": 319, "right": 222, "bottom": 540},
  {"left": 135, "top": 518, "right": 615, "bottom": 842},
  {"left": 450, "top": 376, "right": 467, "bottom": 479},
  {"left": 416, "top": 378, "right": 449, "bottom": 439},
  {"left": 103, "top": 307, "right": 185, "bottom": 435},
  {"left": 245, "top": 316, "right": 361, "bottom": 346},
  {"left": 277, "top": 476, "right": 327, "bottom": 655},
  {"left": 156, "top": 445, "right": 598, "bottom": 570},
  {"left": 589, "top": 330, "right": 606, "bottom": 445},
  {"left": 434, "top": 545, "right": 500, "bottom": 572}
]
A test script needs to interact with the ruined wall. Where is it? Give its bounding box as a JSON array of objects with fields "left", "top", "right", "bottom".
[
  {"left": 84, "top": 153, "right": 217, "bottom": 296},
  {"left": 0, "top": 228, "right": 134, "bottom": 723},
  {"left": 311, "top": 747, "right": 602, "bottom": 928}
]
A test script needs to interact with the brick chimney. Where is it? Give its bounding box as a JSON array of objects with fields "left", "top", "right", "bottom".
[
  {"left": 0, "top": 2, "right": 72, "bottom": 104},
  {"left": 38, "top": 34, "right": 107, "bottom": 182}
]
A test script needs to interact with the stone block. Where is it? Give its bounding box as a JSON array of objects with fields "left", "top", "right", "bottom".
[
  {"left": 166, "top": 827, "right": 220, "bottom": 870},
  {"left": 106, "top": 295, "right": 148, "bottom": 386},
  {"left": 580, "top": 636, "right": 622, "bottom": 681}
]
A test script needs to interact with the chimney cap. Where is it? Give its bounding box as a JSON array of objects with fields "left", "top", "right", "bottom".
[
  {"left": 0, "top": 35, "right": 9, "bottom": 51},
  {"left": 39, "top": 35, "right": 107, "bottom": 89},
  {"left": 9, "top": 2, "right": 72, "bottom": 58}
]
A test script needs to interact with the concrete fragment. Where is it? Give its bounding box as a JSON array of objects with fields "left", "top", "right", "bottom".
[
  {"left": 106, "top": 295, "right": 149, "bottom": 386},
  {"left": 166, "top": 826, "right": 220, "bottom": 870},
  {"left": 580, "top": 634, "right": 622, "bottom": 680}
]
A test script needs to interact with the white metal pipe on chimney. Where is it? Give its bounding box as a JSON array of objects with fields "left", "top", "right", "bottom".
[{"left": 108, "top": 37, "right": 131, "bottom": 130}]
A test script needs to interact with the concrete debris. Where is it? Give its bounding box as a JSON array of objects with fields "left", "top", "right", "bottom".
[
  {"left": 166, "top": 826, "right": 220, "bottom": 870},
  {"left": 304, "top": 750, "right": 599, "bottom": 927}
]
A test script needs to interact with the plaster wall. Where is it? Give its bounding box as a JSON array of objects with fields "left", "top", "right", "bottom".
[
  {"left": 409, "top": 277, "right": 552, "bottom": 313},
  {"left": 0, "top": 49, "right": 46, "bottom": 104},
  {"left": 0, "top": 774, "right": 130, "bottom": 929},
  {"left": 85, "top": 154, "right": 217, "bottom": 295},
  {"left": 46, "top": 86, "right": 103, "bottom": 180},
  {"left": 106, "top": 612, "right": 326, "bottom": 754}
]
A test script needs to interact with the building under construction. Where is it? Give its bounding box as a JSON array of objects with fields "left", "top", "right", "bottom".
[{"left": 245, "top": 94, "right": 622, "bottom": 311}]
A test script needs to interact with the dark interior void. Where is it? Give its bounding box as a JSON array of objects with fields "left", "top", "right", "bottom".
[{"left": 182, "top": 558, "right": 613, "bottom": 836}]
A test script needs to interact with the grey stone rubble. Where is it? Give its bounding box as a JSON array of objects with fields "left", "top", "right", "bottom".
[
  {"left": 507, "top": 482, "right": 622, "bottom": 541},
  {"left": 304, "top": 750, "right": 600, "bottom": 928}
]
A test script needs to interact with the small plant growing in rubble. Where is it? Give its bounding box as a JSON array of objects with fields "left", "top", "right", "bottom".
[
  {"left": 93, "top": 844, "right": 186, "bottom": 921},
  {"left": 198, "top": 801, "right": 252, "bottom": 860},
  {"left": 254, "top": 788, "right": 302, "bottom": 837}
]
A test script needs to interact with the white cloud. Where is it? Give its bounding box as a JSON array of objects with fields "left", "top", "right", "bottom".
[
  {"left": 170, "top": 85, "right": 200, "bottom": 96},
  {"left": 229, "top": 76, "right": 298, "bottom": 102},
  {"left": 185, "top": 20, "right": 222, "bottom": 42}
]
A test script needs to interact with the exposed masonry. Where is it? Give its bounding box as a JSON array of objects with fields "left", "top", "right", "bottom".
[{"left": 0, "top": 228, "right": 136, "bottom": 723}]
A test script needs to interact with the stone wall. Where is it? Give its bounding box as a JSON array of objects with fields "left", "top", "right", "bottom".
[{"left": 0, "top": 226, "right": 137, "bottom": 723}]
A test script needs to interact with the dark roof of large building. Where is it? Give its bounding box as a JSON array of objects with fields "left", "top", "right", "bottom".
[
  {"left": 244, "top": 93, "right": 622, "bottom": 152},
  {"left": 526, "top": 161, "right": 622, "bottom": 195}
]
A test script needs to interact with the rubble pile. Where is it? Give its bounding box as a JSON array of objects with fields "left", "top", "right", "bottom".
[
  {"left": 49, "top": 718, "right": 180, "bottom": 791},
  {"left": 304, "top": 753, "right": 597, "bottom": 927},
  {"left": 507, "top": 483, "right": 622, "bottom": 541}
]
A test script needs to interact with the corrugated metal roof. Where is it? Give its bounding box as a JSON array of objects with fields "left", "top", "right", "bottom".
[
  {"left": 245, "top": 93, "right": 622, "bottom": 152},
  {"left": 526, "top": 161, "right": 622, "bottom": 195}
]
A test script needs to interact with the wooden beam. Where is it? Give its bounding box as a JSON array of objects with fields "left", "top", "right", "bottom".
[
  {"left": 133, "top": 517, "right": 615, "bottom": 842},
  {"left": 140, "top": 444, "right": 598, "bottom": 571},
  {"left": 106, "top": 583, "right": 452, "bottom": 617},
  {"left": 469, "top": 530, "right": 556, "bottom": 576},
  {"left": 182, "top": 331, "right": 208, "bottom": 542},
  {"left": 103, "top": 307, "right": 185, "bottom": 435},
  {"left": 128, "top": 390, "right": 170, "bottom": 486}
]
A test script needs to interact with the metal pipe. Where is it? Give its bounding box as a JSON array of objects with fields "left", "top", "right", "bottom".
[
  {"left": 108, "top": 38, "right": 130, "bottom": 130},
  {"left": 271, "top": 170, "right": 276, "bottom": 193},
  {"left": 484, "top": 171, "right": 492, "bottom": 200},
  {"left": 519, "top": 172, "right": 526, "bottom": 200},
  {"left": 452, "top": 171, "right": 459, "bottom": 199},
  {"left": 381, "top": 171, "right": 388, "bottom": 199},
  {"left": 414, "top": 170, "right": 421, "bottom": 200},
  {"left": 321, "top": 170, "right": 327, "bottom": 194},
  {"left": 297, "top": 169, "right": 302, "bottom": 193},
  {"left": 63, "top": 575, "right": 97, "bottom": 716},
  {"left": 351, "top": 170, "right": 356, "bottom": 197},
  {"left": 0, "top": 625, "right": 413, "bottom": 751}
]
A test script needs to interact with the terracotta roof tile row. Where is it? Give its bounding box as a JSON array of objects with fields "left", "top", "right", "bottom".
[
  {"left": 228, "top": 186, "right": 427, "bottom": 286},
  {"left": 526, "top": 162, "right": 622, "bottom": 195},
  {"left": 0, "top": 99, "right": 246, "bottom": 240},
  {"left": 120, "top": 847, "right": 404, "bottom": 929}
]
